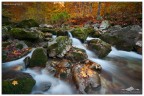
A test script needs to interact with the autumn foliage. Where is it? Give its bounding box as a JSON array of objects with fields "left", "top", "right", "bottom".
[{"left": 2, "top": 2, "right": 142, "bottom": 26}]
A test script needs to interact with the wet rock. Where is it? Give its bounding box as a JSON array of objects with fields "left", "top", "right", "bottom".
[
  {"left": 72, "top": 62, "right": 101, "bottom": 94},
  {"left": 44, "top": 33, "right": 52, "bottom": 38},
  {"left": 16, "top": 19, "right": 39, "bottom": 28},
  {"left": 2, "top": 40, "right": 31, "bottom": 63},
  {"left": 100, "top": 25, "right": 142, "bottom": 51},
  {"left": 44, "top": 38, "right": 51, "bottom": 41},
  {"left": 47, "top": 36, "right": 72, "bottom": 58},
  {"left": 10, "top": 28, "right": 44, "bottom": 41},
  {"left": 87, "top": 39, "right": 111, "bottom": 58},
  {"left": 29, "top": 48, "right": 48, "bottom": 67},
  {"left": 44, "top": 33, "right": 53, "bottom": 41},
  {"left": 71, "top": 27, "right": 89, "bottom": 43},
  {"left": 39, "top": 28, "right": 57, "bottom": 35},
  {"left": 39, "top": 24, "right": 53, "bottom": 28},
  {"left": 99, "top": 20, "right": 110, "bottom": 30},
  {"left": 46, "top": 59, "right": 72, "bottom": 81},
  {"left": 2, "top": 70, "right": 36, "bottom": 94},
  {"left": 108, "top": 25, "right": 122, "bottom": 32},
  {"left": 134, "top": 32, "right": 142, "bottom": 54},
  {"left": 65, "top": 47, "right": 88, "bottom": 63}
]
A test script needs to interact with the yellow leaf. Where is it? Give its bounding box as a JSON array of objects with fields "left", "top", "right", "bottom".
[{"left": 12, "top": 80, "right": 18, "bottom": 86}]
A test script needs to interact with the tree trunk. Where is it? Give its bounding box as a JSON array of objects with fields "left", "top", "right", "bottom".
[{"left": 97, "top": 2, "right": 102, "bottom": 20}]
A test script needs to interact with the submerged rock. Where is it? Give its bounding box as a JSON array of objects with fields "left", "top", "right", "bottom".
[
  {"left": 87, "top": 39, "right": 111, "bottom": 58},
  {"left": 2, "top": 70, "right": 36, "bottom": 94},
  {"left": 29, "top": 48, "right": 48, "bottom": 67},
  {"left": 47, "top": 36, "right": 72, "bottom": 58},
  {"left": 65, "top": 47, "right": 88, "bottom": 63}
]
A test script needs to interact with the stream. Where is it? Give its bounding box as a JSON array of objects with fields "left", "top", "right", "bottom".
[{"left": 2, "top": 32, "right": 142, "bottom": 94}]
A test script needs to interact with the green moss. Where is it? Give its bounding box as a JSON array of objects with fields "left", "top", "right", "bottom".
[
  {"left": 2, "top": 78, "right": 35, "bottom": 94},
  {"left": 29, "top": 48, "right": 48, "bottom": 67},
  {"left": 88, "top": 39, "right": 111, "bottom": 58},
  {"left": 71, "top": 27, "right": 88, "bottom": 42}
]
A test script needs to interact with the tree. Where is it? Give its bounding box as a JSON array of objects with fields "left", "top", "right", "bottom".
[{"left": 97, "top": 2, "right": 102, "bottom": 20}]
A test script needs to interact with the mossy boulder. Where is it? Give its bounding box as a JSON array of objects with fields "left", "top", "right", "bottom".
[
  {"left": 65, "top": 47, "right": 88, "bottom": 63},
  {"left": 29, "top": 48, "right": 48, "bottom": 67},
  {"left": 47, "top": 36, "right": 72, "bottom": 58},
  {"left": 10, "top": 28, "right": 44, "bottom": 41},
  {"left": 16, "top": 19, "right": 39, "bottom": 28},
  {"left": 87, "top": 39, "right": 111, "bottom": 58},
  {"left": 2, "top": 70, "right": 35, "bottom": 94},
  {"left": 71, "top": 27, "right": 89, "bottom": 43},
  {"left": 100, "top": 25, "right": 141, "bottom": 51}
]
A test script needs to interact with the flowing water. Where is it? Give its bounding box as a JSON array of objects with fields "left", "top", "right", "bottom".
[
  {"left": 2, "top": 32, "right": 142, "bottom": 94},
  {"left": 69, "top": 32, "right": 142, "bottom": 94}
]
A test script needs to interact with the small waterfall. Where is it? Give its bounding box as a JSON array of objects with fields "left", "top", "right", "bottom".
[
  {"left": 24, "top": 68, "right": 73, "bottom": 94},
  {"left": 68, "top": 32, "right": 73, "bottom": 38},
  {"left": 2, "top": 48, "right": 35, "bottom": 70}
]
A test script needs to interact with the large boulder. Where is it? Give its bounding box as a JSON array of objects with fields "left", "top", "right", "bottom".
[
  {"left": 100, "top": 25, "right": 142, "bottom": 51},
  {"left": 87, "top": 39, "right": 111, "bottom": 58},
  {"left": 2, "top": 40, "right": 31, "bottom": 63},
  {"left": 71, "top": 27, "right": 89, "bottom": 43},
  {"left": 65, "top": 47, "right": 88, "bottom": 63},
  {"left": 29, "top": 48, "right": 48, "bottom": 67},
  {"left": 47, "top": 36, "right": 72, "bottom": 58},
  {"left": 72, "top": 60, "right": 101, "bottom": 94},
  {"left": 10, "top": 28, "right": 44, "bottom": 41},
  {"left": 2, "top": 70, "right": 35, "bottom": 94},
  {"left": 16, "top": 19, "right": 39, "bottom": 28}
]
